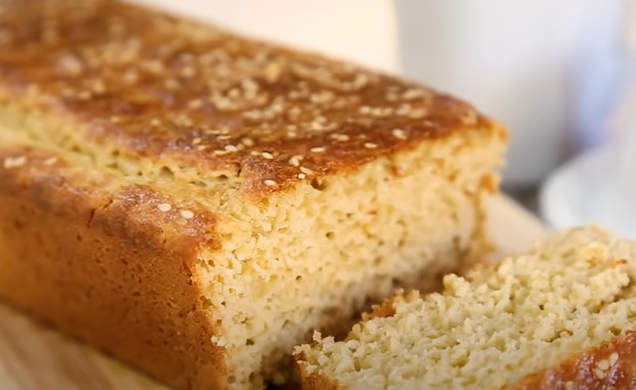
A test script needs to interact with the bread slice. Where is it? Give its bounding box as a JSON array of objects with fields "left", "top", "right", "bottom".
[
  {"left": 295, "top": 225, "right": 636, "bottom": 390},
  {"left": 0, "top": 1, "right": 506, "bottom": 389}
]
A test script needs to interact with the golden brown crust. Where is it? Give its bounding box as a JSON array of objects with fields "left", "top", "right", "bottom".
[
  {"left": 295, "top": 352, "right": 344, "bottom": 390},
  {"left": 511, "top": 331, "right": 636, "bottom": 390},
  {"left": 0, "top": 0, "right": 504, "bottom": 197},
  {"left": 0, "top": 145, "right": 226, "bottom": 390}
]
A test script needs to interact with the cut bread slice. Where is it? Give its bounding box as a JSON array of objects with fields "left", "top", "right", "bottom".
[{"left": 295, "top": 225, "right": 636, "bottom": 390}]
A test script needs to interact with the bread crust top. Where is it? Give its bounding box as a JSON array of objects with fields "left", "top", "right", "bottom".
[{"left": 0, "top": 0, "right": 504, "bottom": 196}]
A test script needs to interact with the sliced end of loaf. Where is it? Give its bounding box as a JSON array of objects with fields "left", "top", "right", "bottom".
[
  {"left": 296, "top": 225, "right": 636, "bottom": 390},
  {"left": 199, "top": 127, "right": 505, "bottom": 389}
]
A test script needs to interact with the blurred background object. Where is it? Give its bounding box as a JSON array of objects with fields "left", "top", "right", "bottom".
[
  {"left": 134, "top": 0, "right": 636, "bottom": 231},
  {"left": 396, "top": 0, "right": 626, "bottom": 190}
]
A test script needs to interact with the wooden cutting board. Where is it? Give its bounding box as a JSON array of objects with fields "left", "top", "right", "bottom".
[{"left": 0, "top": 195, "right": 548, "bottom": 390}]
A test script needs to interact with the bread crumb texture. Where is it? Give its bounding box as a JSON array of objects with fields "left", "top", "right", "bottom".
[{"left": 296, "top": 225, "right": 636, "bottom": 390}]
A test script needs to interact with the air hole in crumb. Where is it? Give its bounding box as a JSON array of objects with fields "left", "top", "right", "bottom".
[
  {"left": 326, "top": 232, "right": 335, "bottom": 240},
  {"left": 76, "top": 234, "right": 83, "bottom": 242},
  {"left": 217, "top": 174, "right": 228, "bottom": 181},
  {"left": 159, "top": 166, "right": 174, "bottom": 179},
  {"left": 609, "top": 326, "right": 622, "bottom": 336},
  {"left": 191, "top": 180, "right": 207, "bottom": 188},
  {"left": 246, "top": 338, "right": 255, "bottom": 346},
  {"left": 296, "top": 275, "right": 302, "bottom": 281},
  {"left": 310, "top": 178, "right": 327, "bottom": 191}
]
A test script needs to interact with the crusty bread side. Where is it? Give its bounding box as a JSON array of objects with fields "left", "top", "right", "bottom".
[
  {"left": 0, "top": 144, "right": 229, "bottom": 389},
  {"left": 0, "top": 0, "right": 506, "bottom": 389},
  {"left": 295, "top": 226, "right": 636, "bottom": 390}
]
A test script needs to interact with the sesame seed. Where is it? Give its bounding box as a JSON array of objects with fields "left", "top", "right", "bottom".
[
  {"left": 597, "top": 359, "right": 610, "bottom": 371},
  {"left": 192, "top": 138, "right": 202, "bottom": 145},
  {"left": 188, "top": 99, "right": 203, "bottom": 109},
  {"left": 385, "top": 92, "right": 399, "bottom": 102},
  {"left": 564, "top": 382, "right": 574, "bottom": 390},
  {"left": 298, "top": 173, "right": 306, "bottom": 179},
  {"left": 242, "top": 78, "right": 258, "bottom": 92},
  {"left": 214, "top": 150, "right": 230, "bottom": 156},
  {"left": 3, "top": 156, "right": 26, "bottom": 169},
  {"left": 330, "top": 133, "right": 349, "bottom": 142},
  {"left": 144, "top": 60, "right": 164, "bottom": 74},
  {"left": 123, "top": 69, "right": 139, "bottom": 84},
  {"left": 92, "top": 79, "right": 106, "bottom": 94},
  {"left": 288, "top": 156, "right": 300, "bottom": 167},
  {"left": 371, "top": 107, "right": 392, "bottom": 117},
  {"left": 57, "top": 53, "right": 83, "bottom": 76},
  {"left": 264, "top": 179, "right": 277, "bottom": 187},
  {"left": 359, "top": 106, "right": 372, "bottom": 114},
  {"left": 261, "top": 152, "right": 274, "bottom": 159},
  {"left": 310, "top": 147, "right": 326, "bottom": 153},
  {"left": 310, "top": 121, "right": 325, "bottom": 131},
  {"left": 300, "top": 166, "right": 314, "bottom": 174},
  {"left": 224, "top": 145, "right": 238, "bottom": 152},
  {"left": 180, "top": 210, "right": 195, "bottom": 219},
  {"left": 609, "top": 353, "right": 619, "bottom": 366},
  {"left": 110, "top": 116, "right": 120, "bottom": 123},
  {"left": 409, "top": 108, "right": 427, "bottom": 119},
  {"left": 157, "top": 203, "right": 172, "bottom": 212},
  {"left": 594, "top": 368, "right": 605, "bottom": 379},
  {"left": 402, "top": 88, "right": 426, "bottom": 100},
  {"left": 353, "top": 74, "right": 369, "bottom": 88},
  {"left": 197, "top": 145, "right": 208, "bottom": 151},
  {"left": 78, "top": 90, "right": 92, "bottom": 100},
  {"left": 43, "top": 157, "right": 58, "bottom": 166},
  {"left": 242, "top": 138, "right": 255, "bottom": 147},
  {"left": 150, "top": 118, "right": 162, "bottom": 126},
  {"left": 364, "top": 142, "right": 378, "bottom": 149},
  {"left": 392, "top": 129, "right": 407, "bottom": 140}
]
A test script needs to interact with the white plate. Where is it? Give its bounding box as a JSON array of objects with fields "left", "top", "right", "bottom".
[{"left": 540, "top": 146, "right": 636, "bottom": 239}]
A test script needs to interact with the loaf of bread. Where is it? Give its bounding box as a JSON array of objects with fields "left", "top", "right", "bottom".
[
  {"left": 0, "top": 1, "right": 506, "bottom": 389},
  {"left": 295, "top": 225, "right": 636, "bottom": 390}
]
